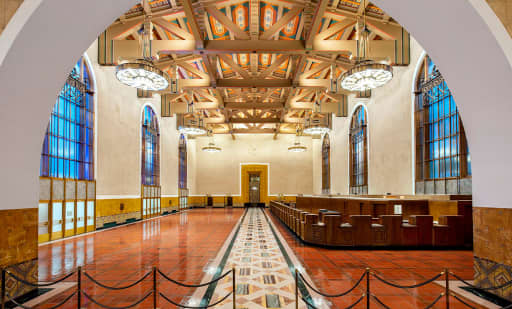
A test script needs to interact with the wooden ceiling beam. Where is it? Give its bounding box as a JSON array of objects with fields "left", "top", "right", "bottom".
[
  {"left": 225, "top": 102, "right": 284, "bottom": 109},
  {"left": 258, "top": 55, "right": 288, "bottom": 79},
  {"left": 153, "top": 18, "right": 194, "bottom": 40},
  {"left": 218, "top": 54, "right": 251, "bottom": 79},
  {"left": 205, "top": 6, "right": 250, "bottom": 40},
  {"left": 181, "top": 0, "right": 204, "bottom": 48},
  {"left": 230, "top": 118, "right": 280, "bottom": 123},
  {"left": 260, "top": 7, "right": 303, "bottom": 40},
  {"left": 305, "top": 0, "right": 329, "bottom": 49}
]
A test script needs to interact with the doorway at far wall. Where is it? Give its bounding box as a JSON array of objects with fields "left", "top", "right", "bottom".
[{"left": 249, "top": 173, "right": 261, "bottom": 204}]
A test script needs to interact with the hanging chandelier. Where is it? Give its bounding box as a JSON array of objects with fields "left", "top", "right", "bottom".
[
  {"left": 339, "top": 0, "right": 393, "bottom": 92},
  {"left": 288, "top": 129, "right": 307, "bottom": 152},
  {"left": 116, "top": 16, "right": 170, "bottom": 91},
  {"left": 202, "top": 142, "right": 222, "bottom": 153},
  {"left": 179, "top": 103, "right": 207, "bottom": 136},
  {"left": 303, "top": 92, "right": 330, "bottom": 135},
  {"left": 288, "top": 141, "right": 307, "bottom": 153},
  {"left": 340, "top": 61, "right": 393, "bottom": 92},
  {"left": 179, "top": 117, "right": 207, "bottom": 136}
]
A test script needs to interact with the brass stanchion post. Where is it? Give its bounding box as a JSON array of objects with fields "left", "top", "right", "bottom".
[
  {"left": 232, "top": 268, "right": 236, "bottom": 309},
  {"left": 77, "top": 267, "right": 82, "bottom": 309},
  {"left": 366, "top": 268, "right": 371, "bottom": 309},
  {"left": 153, "top": 267, "right": 158, "bottom": 309},
  {"left": 445, "top": 269, "right": 450, "bottom": 309},
  {"left": 295, "top": 269, "right": 299, "bottom": 309}
]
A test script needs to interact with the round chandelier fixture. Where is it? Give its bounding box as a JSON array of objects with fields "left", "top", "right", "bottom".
[
  {"left": 179, "top": 124, "right": 207, "bottom": 136},
  {"left": 340, "top": 61, "right": 393, "bottom": 92},
  {"left": 202, "top": 142, "right": 222, "bottom": 153},
  {"left": 288, "top": 141, "right": 307, "bottom": 153},
  {"left": 303, "top": 115, "right": 330, "bottom": 135},
  {"left": 116, "top": 59, "right": 169, "bottom": 91}
]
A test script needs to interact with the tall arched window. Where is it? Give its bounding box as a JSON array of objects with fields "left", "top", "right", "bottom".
[
  {"left": 321, "top": 134, "right": 330, "bottom": 195},
  {"left": 141, "top": 106, "right": 160, "bottom": 186},
  {"left": 414, "top": 56, "right": 472, "bottom": 194},
  {"left": 39, "top": 56, "right": 96, "bottom": 242},
  {"left": 40, "top": 57, "right": 94, "bottom": 179},
  {"left": 178, "top": 134, "right": 188, "bottom": 209},
  {"left": 141, "top": 106, "right": 161, "bottom": 219},
  {"left": 179, "top": 134, "right": 187, "bottom": 189},
  {"left": 350, "top": 105, "right": 368, "bottom": 195}
]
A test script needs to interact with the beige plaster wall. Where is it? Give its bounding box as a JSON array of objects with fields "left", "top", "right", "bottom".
[
  {"left": 85, "top": 41, "right": 180, "bottom": 198},
  {"left": 193, "top": 134, "right": 313, "bottom": 196},
  {"left": 312, "top": 138, "right": 322, "bottom": 195},
  {"left": 329, "top": 37, "right": 425, "bottom": 195}
]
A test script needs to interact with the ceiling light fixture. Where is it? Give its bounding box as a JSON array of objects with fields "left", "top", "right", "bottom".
[
  {"left": 202, "top": 133, "right": 222, "bottom": 153},
  {"left": 179, "top": 103, "right": 207, "bottom": 136},
  {"left": 288, "top": 128, "right": 308, "bottom": 152},
  {"left": 303, "top": 92, "right": 331, "bottom": 135},
  {"left": 116, "top": 15, "right": 170, "bottom": 91},
  {"left": 339, "top": 0, "right": 393, "bottom": 92}
]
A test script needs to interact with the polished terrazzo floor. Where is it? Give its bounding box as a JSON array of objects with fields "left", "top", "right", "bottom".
[
  {"left": 267, "top": 209, "right": 484, "bottom": 309},
  {"left": 34, "top": 208, "right": 484, "bottom": 308},
  {"left": 36, "top": 209, "right": 244, "bottom": 308}
]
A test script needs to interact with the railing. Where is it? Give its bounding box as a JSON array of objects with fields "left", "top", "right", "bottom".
[
  {"left": 4, "top": 265, "right": 512, "bottom": 308},
  {"left": 295, "top": 268, "right": 512, "bottom": 309},
  {"left": 1, "top": 266, "right": 235, "bottom": 309}
]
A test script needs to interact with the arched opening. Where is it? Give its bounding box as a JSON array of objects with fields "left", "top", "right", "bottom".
[
  {"left": 414, "top": 55, "right": 472, "bottom": 195},
  {"left": 38, "top": 55, "right": 96, "bottom": 243},
  {"left": 349, "top": 105, "right": 368, "bottom": 195},
  {"left": 141, "top": 105, "right": 161, "bottom": 219},
  {"left": 321, "top": 134, "right": 330, "bottom": 195},
  {"left": 178, "top": 134, "right": 188, "bottom": 210}
]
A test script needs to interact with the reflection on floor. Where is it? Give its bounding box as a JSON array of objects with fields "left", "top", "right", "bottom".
[
  {"left": 267, "top": 209, "right": 484, "bottom": 309},
  {"left": 34, "top": 208, "right": 483, "bottom": 309},
  {"left": 37, "top": 209, "right": 244, "bottom": 308},
  {"left": 191, "top": 208, "right": 323, "bottom": 309}
]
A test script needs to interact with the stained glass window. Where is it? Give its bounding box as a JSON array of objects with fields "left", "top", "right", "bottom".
[
  {"left": 350, "top": 105, "right": 368, "bottom": 195},
  {"left": 179, "top": 134, "right": 187, "bottom": 189},
  {"left": 322, "top": 134, "right": 330, "bottom": 194},
  {"left": 40, "top": 57, "right": 94, "bottom": 180},
  {"left": 142, "top": 106, "right": 160, "bottom": 186},
  {"left": 415, "top": 56, "right": 471, "bottom": 181}
]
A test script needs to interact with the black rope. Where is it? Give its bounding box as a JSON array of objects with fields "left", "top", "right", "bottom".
[
  {"left": 451, "top": 293, "right": 478, "bottom": 309},
  {"left": 83, "top": 270, "right": 152, "bottom": 290},
  {"left": 372, "top": 272, "right": 443, "bottom": 289},
  {"left": 5, "top": 270, "right": 76, "bottom": 287},
  {"left": 371, "top": 294, "right": 391, "bottom": 309},
  {"left": 423, "top": 293, "right": 444, "bottom": 309},
  {"left": 450, "top": 272, "right": 512, "bottom": 291},
  {"left": 344, "top": 294, "right": 365, "bottom": 309},
  {"left": 501, "top": 304, "right": 512, "bottom": 309},
  {"left": 159, "top": 291, "right": 232, "bottom": 308},
  {"left": 82, "top": 290, "right": 153, "bottom": 309},
  {"left": 299, "top": 271, "right": 365, "bottom": 297},
  {"left": 300, "top": 296, "right": 319, "bottom": 309},
  {"left": 5, "top": 290, "right": 77, "bottom": 309},
  {"left": 157, "top": 268, "right": 232, "bottom": 288}
]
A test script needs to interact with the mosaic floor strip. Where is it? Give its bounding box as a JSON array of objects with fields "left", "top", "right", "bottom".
[{"left": 193, "top": 208, "right": 325, "bottom": 309}]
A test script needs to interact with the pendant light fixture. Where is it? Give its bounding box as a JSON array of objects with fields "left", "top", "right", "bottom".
[
  {"left": 116, "top": 14, "right": 170, "bottom": 91},
  {"left": 339, "top": 0, "right": 393, "bottom": 92},
  {"left": 202, "top": 133, "right": 222, "bottom": 153},
  {"left": 303, "top": 91, "right": 331, "bottom": 135},
  {"left": 288, "top": 128, "right": 307, "bottom": 153},
  {"left": 179, "top": 102, "right": 207, "bottom": 136}
]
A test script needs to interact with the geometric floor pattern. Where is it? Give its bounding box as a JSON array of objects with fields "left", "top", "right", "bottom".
[{"left": 203, "top": 208, "right": 311, "bottom": 309}]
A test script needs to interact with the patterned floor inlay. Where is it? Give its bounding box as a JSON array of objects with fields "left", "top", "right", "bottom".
[{"left": 195, "top": 208, "right": 324, "bottom": 309}]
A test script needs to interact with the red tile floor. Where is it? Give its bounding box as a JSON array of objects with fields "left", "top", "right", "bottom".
[
  {"left": 34, "top": 208, "right": 484, "bottom": 309},
  {"left": 36, "top": 209, "right": 244, "bottom": 308},
  {"left": 266, "top": 209, "right": 485, "bottom": 309}
]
